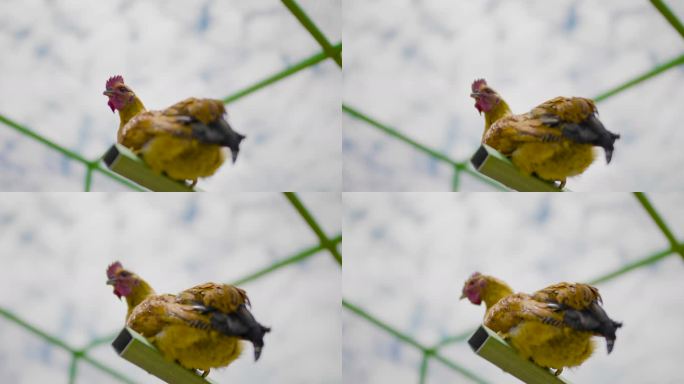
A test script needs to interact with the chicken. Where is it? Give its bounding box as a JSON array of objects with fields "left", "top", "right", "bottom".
[
  {"left": 103, "top": 75, "right": 245, "bottom": 187},
  {"left": 461, "top": 272, "right": 622, "bottom": 375},
  {"left": 106, "top": 262, "right": 270, "bottom": 378},
  {"left": 470, "top": 79, "right": 620, "bottom": 188}
]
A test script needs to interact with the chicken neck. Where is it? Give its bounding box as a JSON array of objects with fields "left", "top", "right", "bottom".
[
  {"left": 483, "top": 98, "right": 512, "bottom": 139},
  {"left": 482, "top": 277, "right": 514, "bottom": 310},
  {"left": 125, "top": 278, "right": 155, "bottom": 319},
  {"left": 117, "top": 95, "right": 146, "bottom": 128}
]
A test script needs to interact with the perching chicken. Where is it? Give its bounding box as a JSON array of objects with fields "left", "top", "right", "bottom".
[
  {"left": 106, "top": 262, "right": 270, "bottom": 378},
  {"left": 461, "top": 272, "right": 621, "bottom": 375},
  {"left": 471, "top": 79, "right": 620, "bottom": 188},
  {"left": 103, "top": 75, "right": 245, "bottom": 187}
]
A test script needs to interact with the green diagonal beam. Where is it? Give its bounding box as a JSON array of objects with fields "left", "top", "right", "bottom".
[
  {"left": 342, "top": 104, "right": 506, "bottom": 190},
  {"left": 68, "top": 355, "right": 79, "bottom": 384},
  {"left": 419, "top": 351, "right": 430, "bottom": 384},
  {"left": 650, "top": 0, "right": 684, "bottom": 39},
  {"left": 0, "top": 113, "right": 145, "bottom": 191},
  {"left": 281, "top": 0, "right": 342, "bottom": 67},
  {"left": 232, "top": 233, "right": 342, "bottom": 286},
  {"left": 343, "top": 105, "right": 460, "bottom": 167},
  {"left": 342, "top": 299, "right": 490, "bottom": 384},
  {"left": 223, "top": 43, "right": 341, "bottom": 104},
  {"left": 0, "top": 307, "right": 135, "bottom": 384},
  {"left": 633, "top": 192, "right": 684, "bottom": 259},
  {"left": 0, "top": 113, "right": 90, "bottom": 164},
  {"left": 283, "top": 192, "right": 342, "bottom": 265},
  {"left": 343, "top": 299, "right": 430, "bottom": 352},
  {"left": 594, "top": 52, "right": 684, "bottom": 102},
  {"left": 590, "top": 244, "right": 679, "bottom": 284}
]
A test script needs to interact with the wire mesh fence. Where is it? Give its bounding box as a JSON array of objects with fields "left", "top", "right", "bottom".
[
  {"left": 0, "top": 0, "right": 341, "bottom": 192},
  {"left": 342, "top": 192, "right": 683, "bottom": 383},
  {"left": 343, "top": 0, "right": 684, "bottom": 191},
  {"left": 0, "top": 192, "right": 341, "bottom": 383}
]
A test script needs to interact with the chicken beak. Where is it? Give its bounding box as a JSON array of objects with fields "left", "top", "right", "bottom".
[
  {"left": 106, "top": 278, "right": 117, "bottom": 285},
  {"left": 470, "top": 92, "right": 480, "bottom": 98},
  {"left": 459, "top": 292, "right": 467, "bottom": 300},
  {"left": 103, "top": 90, "right": 114, "bottom": 96}
]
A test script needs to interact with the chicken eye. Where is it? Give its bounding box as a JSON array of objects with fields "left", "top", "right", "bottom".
[{"left": 120, "top": 271, "right": 130, "bottom": 277}]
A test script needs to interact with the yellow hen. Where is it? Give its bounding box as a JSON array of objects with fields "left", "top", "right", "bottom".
[
  {"left": 103, "top": 75, "right": 245, "bottom": 187},
  {"left": 470, "top": 79, "right": 620, "bottom": 188},
  {"left": 461, "top": 272, "right": 621, "bottom": 375},
  {"left": 106, "top": 262, "right": 270, "bottom": 378}
]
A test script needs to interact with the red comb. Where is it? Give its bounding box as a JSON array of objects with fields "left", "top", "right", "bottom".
[
  {"left": 471, "top": 79, "right": 487, "bottom": 92},
  {"left": 106, "top": 75, "right": 124, "bottom": 89},
  {"left": 107, "top": 261, "right": 123, "bottom": 279},
  {"left": 469, "top": 271, "right": 482, "bottom": 279}
]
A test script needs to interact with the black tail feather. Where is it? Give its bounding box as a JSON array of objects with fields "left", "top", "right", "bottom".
[
  {"left": 210, "top": 304, "right": 270, "bottom": 361},
  {"left": 563, "top": 301, "right": 622, "bottom": 353},
  {"left": 561, "top": 114, "right": 620, "bottom": 163},
  {"left": 189, "top": 118, "right": 246, "bottom": 163}
]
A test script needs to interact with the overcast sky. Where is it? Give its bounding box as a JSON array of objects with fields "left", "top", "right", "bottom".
[
  {"left": 0, "top": 193, "right": 341, "bottom": 383},
  {"left": 0, "top": 0, "right": 341, "bottom": 191},
  {"left": 343, "top": 192, "right": 684, "bottom": 383},
  {"left": 343, "top": 0, "right": 684, "bottom": 191}
]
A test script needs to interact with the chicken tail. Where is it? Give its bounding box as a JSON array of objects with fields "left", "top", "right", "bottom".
[
  {"left": 563, "top": 301, "right": 622, "bottom": 354},
  {"left": 210, "top": 304, "right": 271, "bottom": 361},
  {"left": 188, "top": 118, "right": 246, "bottom": 163},
  {"left": 561, "top": 114, "right": 620, "bottom": 163}
]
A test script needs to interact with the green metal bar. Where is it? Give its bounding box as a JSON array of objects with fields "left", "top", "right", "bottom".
[
  {"left": 113, "top": 327, "right": 214, "bottom": 384},
  {"left": 0, "top": 306, "right": 77, "bottom": 353},
  {"left": 281, "top": 0, "right": 342, "bottom": 67},
  {"left": 231, "top": 234, "right": 341, "bottom": 286},
  {"left": 102, "top": 144, "right": 196, "bottom": 192},
  {"left": 0, "top": 307, "right": 135, "bottom": 384},
  {"left": 342, "top": 300, "right": 489, "bottom": 384},
  {"left": 451, "top": 166, "right": 461, "bottom": 191},
  {"left": 0, "top": 113, "right": 91, "bottom": 164},
  {"left": 68, "top": 355, "right": 79, "bottom": 384},
  {"left": 590, "top": 244, "right": 679, "bottom": 284},
  {"left": 470, "top": 145, "right": 565, "bottom": 192},
  {"left": 283, "top": 192, "right": 342, "bottom": 265},
  {"left": 84, "top": 163, "right": 95, "bottom": 192},
  {"left": 91, "top": 165, "right": 146, "bottom": 192},
  {"left": 633, "top": 192, "right": 684, "bottom": 259},
  {"left": 594, "top": 52, "right": 684, "bottom": 102},
  {"left": 459, "top": 163, "right": 508, "bottom": 190},
  {"left": 343, "top": 104, "right": 460, "bottom": 167},
  {"left": 468, "top": 326, "right": 570, "bottom": 384},
  {"left": 650, "top": 0, "right": 684, "bottom": 39},
  {"left": 223, "top": 43, "right": 341, "bottom": 104},
  {"left": 419, "top": 352, "right": 430, "bottom": 384}
]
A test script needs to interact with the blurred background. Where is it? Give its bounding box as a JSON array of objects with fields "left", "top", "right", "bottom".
[
  {"left": 343, "top": 192, "right": 684, "bottom": 383},
  {"left": 343, "top": 0, "right": 684, "bottom": 191},
  {"left": 0, "top": 0, "right": 341, "bottom": 191},
  {"left": 0, "top": 192, "right": 341, "bottom": 383}
]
